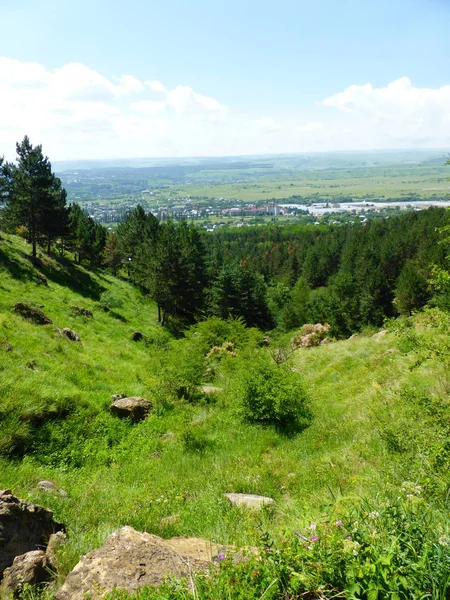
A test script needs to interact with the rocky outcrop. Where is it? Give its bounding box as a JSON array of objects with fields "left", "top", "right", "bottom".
[
  {"left": 110, "top": 397, "right": 152, "bottom": 422},
  {"left": 1, "top": 550, "right": 47, "bottom": 597},
  {"left": 0, "top": 490, "right": 64, "bottom": 578},
  {"left": 59, "top": 328, "right": 80, "bottom": 342},
  {"left": 224, "top": 493, "right": 275, "bottom": 510},
  {"left": 55, "top": 526, "right": 237, "bottom": 600},
  {"left": 292, "top": 323, "right": 331, "bottom": 348},
  {"left": 12, "top": 304, "right": 52, "bottom": 325}
]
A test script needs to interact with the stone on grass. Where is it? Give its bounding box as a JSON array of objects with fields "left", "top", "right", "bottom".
[
  {"left": 12, "top": 304, "right": 52, "bottom": 325},
  {"left": 55, "top": 526, "right": 240, "bottom": 600},
  {"left": 60, "top": 328, "right": 80, "bottom": 342},
  {"left": 373, "top": 329, "right": 388, "bottom": 339},
  {"left": 110, "top": 393, "right": 126, "bottom": 402},
  {"left": 36, "top": 481, "right": 67, "bottom": 497},
  {"left": 200, "top": 385, "right": 223, "bottom": 395},
  {"left": 0, "top": 489, "right": 64, "bottom": 578},
  {"left": 224, "top": 493, "right": 275, "bottom": 510},
  {"left": 131, "top": 331, "right": 144, "bottom": 342},
  {"left": 45, "top": 531, "right": 67, "bottom": 571},
  {"left": 1, "top": 550, "right": 47, "bottom": 597},
  {"left": 1, "top": 343, "right": 13, "bottom": 352},
  {"left": 110, "top": 397, "right": 152, "bottom": 422}
]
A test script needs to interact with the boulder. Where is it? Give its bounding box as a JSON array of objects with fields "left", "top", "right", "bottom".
[
  {"left": 55, "top": 526, "right": 237, "bottom": 600},
  {"left": 36, "top": 481, "right": 67, "bottom": 497},
  {"left": 110, "top": 397, "right": 152, "bottom": 422},
  {"left": 224, "top": 493, "right": 275, "bottom": 510},
  {"left": 45, "top": 531, "right": 67, "bottom": 571},
  {"left": 60, "top": 328, "right": 80, "bottom": 342},
  {"left": 12, "top": 304, "right": 52, "bottom": 325},
  {"left": 131, "top": 331, "right": 144, "bottom": 342},
  {"left": 110, "top": 393, "right": 126, "bottom": 403},
  {"left": 0, "top": 490, "right": 64, "bottom": 578},
  {"left": 1, "top": 550, "right": 47, "bottom": 597},
  {"left": 373, "top": 329, "right": 388, "bottom": 339}
]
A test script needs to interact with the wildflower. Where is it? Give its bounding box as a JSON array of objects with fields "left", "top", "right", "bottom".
[
  {"left": 346, "top": 536, "right": 352, "bottom": 540},
  {"left": 368, "top": 511, "right": 380, "bottom": 520},
  {"left": 311, "top": 535, "right": 318, "bottom": 542},
  {"left": 438, "top": 535, "right": 449, "bottom": 547},
  {"left": 343, "top": 538, "right": 361, "bottom": 556},
  {"left": 309, "top": 523, "right": 317, "bottom": 531},
  {"left": 219, "top": 555, "right": 225, "bottom": 561},
  {"left": 335, "top": 520, "right": 343, "bottom": 527}
]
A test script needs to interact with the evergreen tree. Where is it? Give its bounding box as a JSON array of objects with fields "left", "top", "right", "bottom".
[
  {"left": 104, "top": 231, "right": 122, "bottom": 275},
  {"left": 3, "top": 137, "right": 68, "bottom": 257}
]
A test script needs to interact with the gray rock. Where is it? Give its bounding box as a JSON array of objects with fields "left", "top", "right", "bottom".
[
  {"left": 36, "top": 480, "right": 56, "bottom": 493},
  {"left": 110, "top": 393, "right": 126, "bottom": 403},
  {"left": 200, "top": 385, "right": 223, "bottom": 395},
  {"left": 1, "top": 550, "right": 47, "bottom": 597},
  {"left": 0, "top": 490, "right": 64, "bottom": 578},
  {"left": 55, "top": 526, "right": 237, "bottom": 600},
  {"left": 224, "top": 493, "right": 275, "bottom": 510},
  {"left": 60, "top": 328, "right": 80, "bottom": 342},
  {"left": 45, "top": 531, "right": 67, "bottom": 571},
  {"left": 12, "top": 304, "right": 52, "bottom": 325},
  {"left": 110, "top": 397, "right": 152, "bottom": 423}
]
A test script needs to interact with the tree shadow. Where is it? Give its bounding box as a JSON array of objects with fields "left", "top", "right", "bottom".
[
  {"left": 23, "top": 253, "right": 106, "bottom": 300},
  {"left": 0, "top": 247, "right": 34, "bottom": 282}
]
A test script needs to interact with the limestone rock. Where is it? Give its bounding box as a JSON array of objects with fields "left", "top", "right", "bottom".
[
  {"left": 60, "top": 328, "right": 80, "bottom": 342},
  {"left": 110, "top": 393, "right": 126, "bottom": 403},
  {"left": 0, "top": 489, "right": 64, "bottom": 578},
  {"left": 36, "top": 481, "right": 67, "bottom": 497},
  {"left": 373, "top": 329, "right": 388, "bottom": 339},
  {"left": 1, "top": 550, "right": 47, "bottom": 597},
  {"left": 45, "top": 531, "right": 67, "bottom": 571},
  {"left": 55, "top": 526, "right": 236, "bottom": 600},
  {"left": 224, "top": 493, "right": 275, "bottom": 510},
  {"left": 200, "top": 385, "right": 223, "bottom": 395},
  {"left": 12, "top": 304, "right": 52, "bottom": 325},
  {"left": 110, "top": 397, "right": 152, "bottom": 422}
]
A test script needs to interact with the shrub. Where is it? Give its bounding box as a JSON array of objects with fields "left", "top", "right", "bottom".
[
  {"left": 234, "top": 353, "right": 311, "bottom": 432},
  {"left": 99, "top": 290, "right": 124, "bottom": 310}
]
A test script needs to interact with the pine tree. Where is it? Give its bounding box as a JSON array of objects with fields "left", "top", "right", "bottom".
[
  {"left": 104, "top": 231, "right": 122, "bottom": 275},
  {"left": 2, "top": 137, "right": 69, "bottom": 257}
]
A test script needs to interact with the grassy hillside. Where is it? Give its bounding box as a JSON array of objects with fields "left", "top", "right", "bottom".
[{"left": 0, "top": 233, "right": 449, "bottom": 598}]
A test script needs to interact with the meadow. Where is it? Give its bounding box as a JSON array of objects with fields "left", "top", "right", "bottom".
[{"left": 0, "top": 232, "right": 449, "bottom": 598}]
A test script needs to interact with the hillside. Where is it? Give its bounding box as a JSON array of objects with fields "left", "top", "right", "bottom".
[{"left": 0, "top": 233, "right": 449, "bottom": 599}]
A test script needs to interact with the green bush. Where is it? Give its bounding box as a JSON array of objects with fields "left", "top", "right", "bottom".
[
  {"left": 99, "top": 290, "right": 124, "bottom": 310},
  {"left": 233, "top": 353, "right": 311, "bottom": 432}
]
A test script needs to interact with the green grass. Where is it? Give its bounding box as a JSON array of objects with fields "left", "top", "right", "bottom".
[{"left": 0, "top": 233, "right": 449, "bottom": 598}]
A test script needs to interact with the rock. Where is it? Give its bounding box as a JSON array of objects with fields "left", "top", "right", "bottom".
[
  {"left": 60, "top": 328, "right": 80, "bottom": 342},
  {"left": 1, "top": 550, "right": 47, "bottom": 597},
  {"left": 0, "top": 489, "right": 64, "bottom": 578},
  {"left": 1, "top": 343, "right": 12, "bottom": 352},
  {"left": 71, "top": 307, "right": 93, "bottom": 318},
  {"left": 36, "top": 481, "right": 67, "bottom": 497},
  {"left": 45, "top": 531, "right": 67, "bottom": 571},
  {"left": 55, "top": 526, "right": 238, "bottom": 600},
  {"left": 224, "top": 493, "right": 275, "bottom": 510},
  {"left": 36, "top": 480, "right": 56, "bottom": 492},
  {"left": 292, "top": 323, "right": 331, "bottom": 349},
  {"left": 12, "top": 304, "right": 52, "bottom": 326},
  {"left": 35, "top": 273, "right": 48, "bottom": 287},
  {"left": 373, "top": 329, "right": 388, "bottom": 339},
  {"left": 200, "top": 385, "right": 223, "bottom": 395},
  {"left": 131, "top": 331, "right": 144, "bottom": 342},
  {"left": 110, "top": 397, "right": 152, "bottom": 422},
  {"left": 110, "top": 393, "right": 126, "bottom": 403}
]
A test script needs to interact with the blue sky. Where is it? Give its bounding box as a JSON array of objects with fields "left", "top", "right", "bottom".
[{"left": 1, "top": 0, "right": 449, "bottom": 159}]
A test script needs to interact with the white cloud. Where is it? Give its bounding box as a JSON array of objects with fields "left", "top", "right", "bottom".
[
  {"left": 297, "top": 122, "right": 324, "bottom": 133},
  {"left": 0, "top": 58, "right": 449, "bottom": 160}
]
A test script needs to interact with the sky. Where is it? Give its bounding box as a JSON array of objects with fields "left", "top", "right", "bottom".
[{"left": 1, "top": 0, "right": 450, "bottom": 160}]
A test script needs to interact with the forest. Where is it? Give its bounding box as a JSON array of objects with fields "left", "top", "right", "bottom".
[{"left": 2, "top": 137, "right": 450, "bottom": 339}]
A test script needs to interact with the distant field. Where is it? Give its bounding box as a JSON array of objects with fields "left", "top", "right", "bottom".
[{"left": 174, "top": 166, "right": 450, "bottom": 202}]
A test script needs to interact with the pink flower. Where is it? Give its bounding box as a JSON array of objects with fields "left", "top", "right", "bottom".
[
  {"left": 219, "top": 555, "right": 225, "bottom": 561},
  {"left": 309, "top": 523, "right": 317, "bottom": 531},
  {"left": 311, "top": 535, "right": 318, "bottom": 542},
  {"left": 335, "top": 520, "right": 343, "bottom": 527}
]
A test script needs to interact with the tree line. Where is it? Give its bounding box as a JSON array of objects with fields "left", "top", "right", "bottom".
[{"left": 2, "top": 137, "right": 449, "bottom": 336}]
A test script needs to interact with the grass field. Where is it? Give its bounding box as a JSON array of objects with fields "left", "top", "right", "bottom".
[{"left": 0, "top": 233, "right": 449, "bottom": 598}]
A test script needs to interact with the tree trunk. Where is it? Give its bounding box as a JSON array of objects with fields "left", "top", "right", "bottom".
[
  {"left": 32, "top": 237, "right": 37, "bottom": 258},
  {"left": 47, "top": 235, "right": 51, "bottom": 255},
  {"left": 158, "top": 304, "right": 161, "bottom": 324}
]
